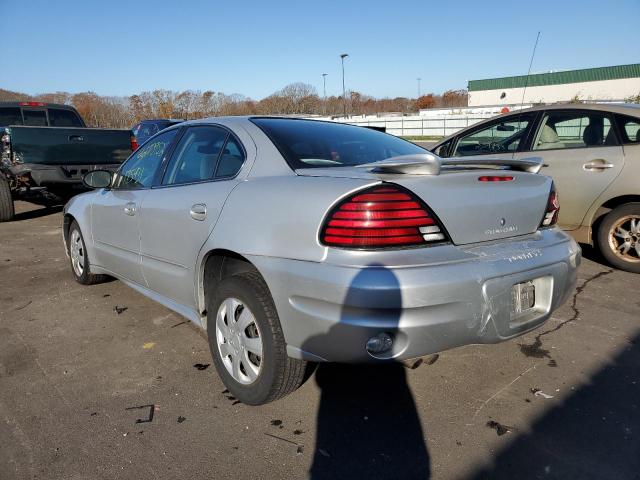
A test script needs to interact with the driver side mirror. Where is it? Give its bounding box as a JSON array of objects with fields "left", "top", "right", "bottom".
[{"left": 83, "top": 170, "right": 112, "bottom": 189}]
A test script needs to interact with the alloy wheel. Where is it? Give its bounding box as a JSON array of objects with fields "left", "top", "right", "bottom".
[{"left": 609, "top": 215, "right": 640, "bottom": 263}]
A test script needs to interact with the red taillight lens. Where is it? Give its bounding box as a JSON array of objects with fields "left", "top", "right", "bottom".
[
  {"left": 19, "top": 101, "right": 46, "bottom": 107},
  {"left": 130, "top": 135, "right": 139, "bottom": 151},
  {"left": 478, "top": 175, "right": 514, "bottom": 182},
  {"left": 321, "top": 184, "right": 447, "bottom": 248},
  {"left": 541, "top": 188, "right": 560, "bottom": 227}
]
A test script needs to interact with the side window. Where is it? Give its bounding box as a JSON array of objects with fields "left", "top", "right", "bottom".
[
  {"left": 163, "top": 126, "right": 228, "bottom": 185},
  {"left": 453, "top": 116, "right": 532, "bottom": 156},
  {"left": 113, "top": 129, "right": 178, "bottom": 189},
  {"left": 215, "top": 136, "right": 245, "bottom": 178},
  {"left": 615, "top": 114, "right": 640, "bottom": 144},
  {"left": 433, "top": 139, "right": 453, "bottom": 158},
  {"left": 48, "top": 109, "right": 83, "bottom": 127},
  {"left": 533, "top": 111, "right": 618, "bottom": 150},
  {"left": 0, "top": 108, "right": 23, "bottom": 126}
]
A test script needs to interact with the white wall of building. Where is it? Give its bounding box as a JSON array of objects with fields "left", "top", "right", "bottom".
[{"left": 469, "top": 77, "right": 640, "bottom": 106}]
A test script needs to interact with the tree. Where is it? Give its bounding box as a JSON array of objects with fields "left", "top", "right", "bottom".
[{"left": 416, "top": 94, "right": 436, "bottom": 110}]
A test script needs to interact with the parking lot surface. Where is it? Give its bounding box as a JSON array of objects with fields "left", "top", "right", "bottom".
[{"left": 1, "top": 201, "right": 639, "bottom": 480}]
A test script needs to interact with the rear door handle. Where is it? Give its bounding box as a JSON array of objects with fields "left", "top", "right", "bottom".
[
  {"left": 68, "top": 135, "right": 84, "bottom": 142},
  {"left": 190, "top": 203, "right": 207, "bottom": 221},
  {"left": 583, "top": 160, "right": 614, "bottom": 170},
  {"left": 124, "top": 202, "right": 136, "bottom": 216}
]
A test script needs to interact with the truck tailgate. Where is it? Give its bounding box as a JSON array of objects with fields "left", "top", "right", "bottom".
[{"left": 8, "top": 126, "right": 131, "bottom": 166}]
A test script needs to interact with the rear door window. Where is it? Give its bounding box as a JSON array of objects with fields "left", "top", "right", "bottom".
[
  {"left": 162, "top": 126, "right": 229, "bottom": 185},
  {"left": 215, "top": 136, "right": 245, "bottom": 178},
  {"left": 614, "top": 114, "right": 640, "bottom": 144},
  {"left": 48, "top": 109, "right": 83, "bottom": 127},
  {"left": 533, "top": 111, "right": 618, "bottom": 150},
  {"left": 0, "top": 108, "right": 23, "bottom": 126},
  {"left": 22, "top": 109, "right": 48, "bottom": 126}
]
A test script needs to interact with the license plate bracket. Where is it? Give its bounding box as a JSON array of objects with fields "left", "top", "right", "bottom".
[{"left": 511, "top": 281, "right": 536, "bottom": 318}]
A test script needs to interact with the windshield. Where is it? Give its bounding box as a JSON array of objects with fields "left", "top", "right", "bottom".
[{"left": 251, "top": 118, "right": 425, "bottom": 169}]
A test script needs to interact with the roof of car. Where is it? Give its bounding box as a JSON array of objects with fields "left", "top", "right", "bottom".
[
  {"left": 517, "top": 102, "right": 640, "bottom": 116},
  {"left": 0, "top": 101, "right": 77, "bottom": 110}
]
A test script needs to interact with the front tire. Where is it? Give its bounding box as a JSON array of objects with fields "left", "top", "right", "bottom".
[
  {"left": 207, "top": 271, "right": 308, "bottom": 405},
  {"left": 0, "top": 175, "right": 14, "bottom": 222},
  {"left": 68, "top": 221, "right": 108, "bottom": 285},
  {"left": 597, "top": 203, "right": 640, "bottom": 273}
]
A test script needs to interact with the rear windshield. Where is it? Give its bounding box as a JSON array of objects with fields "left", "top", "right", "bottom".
[
  {"left": 0, "top": 108, "right": 23, "bottom": 126},
  {"left": 251, "top": 118, "right": 425, "bottom": 169},
  {"left": 48, "top": 108, "right": 83, "bottom": 127}
]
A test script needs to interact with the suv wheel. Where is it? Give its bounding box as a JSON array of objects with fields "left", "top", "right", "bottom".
[
  {"left": 68, "top": 221, "right": 108, "bottom": 284},
  {"left": 207, "top": 270, "right": 308, "bottom": 405},
  {"left": 597, "top": 203, "right": 640, "bottom": 273}
]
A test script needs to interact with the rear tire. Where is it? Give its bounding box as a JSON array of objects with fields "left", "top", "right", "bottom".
[
  {"left": 597, "top": 203, "right": 640, "bottom": 274},
  {"left": 68, "top": 221, "right": 109, "bottom": 285},
  {"left": 207, "top": 270, "right": 308, "bottom": 405},
  {"left": 0, "top": 175, "right": 14, "bottom": 222}
]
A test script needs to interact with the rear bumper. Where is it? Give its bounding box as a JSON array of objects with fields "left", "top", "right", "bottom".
[{"left": 249, "top": 229, "right": 581, "bottom": 363}]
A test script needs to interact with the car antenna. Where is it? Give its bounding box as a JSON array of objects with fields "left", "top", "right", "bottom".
[
  {"left": 519, "top": 31, "right": 541, "bottom": 111},
  {"left": 513, "top": 31, "right": 541, "bottom": 149}
]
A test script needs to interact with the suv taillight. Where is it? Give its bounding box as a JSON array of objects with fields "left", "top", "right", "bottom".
[
  {"left": 541, "top": 186, "right": 560, "bottom": 227},
  {"left": 321, "top": 184, "right": 447, "bottom": 248},
  {"left": 130, "top": 134, "right": 139, "bottom": 152}
]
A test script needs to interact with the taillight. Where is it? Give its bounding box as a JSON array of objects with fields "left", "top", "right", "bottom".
[
  {"left": 541, "top": 187, "right": 560, "bottom": 227},
  {"left": 19, "top": 101, "right": 46, "bottom": 107},
  {"left": 130, "top": 135, "right": 139, "bottom": 151},
  {"left": 478, "top": 175, "right": 514, "bottom": 182},
  {"left": 321, "top": 184, "right": 447, "bottom": 248}
]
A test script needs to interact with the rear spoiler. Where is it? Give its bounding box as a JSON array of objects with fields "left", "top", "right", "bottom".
[{"left": 356, "top": 154, "right": 544, "bottom": 175}]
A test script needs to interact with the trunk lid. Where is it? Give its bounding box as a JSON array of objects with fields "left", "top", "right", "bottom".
[{"left": 296, "top": 166, "right": 551, "bottom": 245}]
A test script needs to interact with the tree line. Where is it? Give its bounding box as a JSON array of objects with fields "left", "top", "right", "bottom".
[{"left": 0, "top": 84, "right": 468, "bottom": 128}]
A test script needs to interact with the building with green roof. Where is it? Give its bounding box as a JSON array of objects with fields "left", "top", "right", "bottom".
[{"left": 467, "top": 63, "right": 640, "bottom": 106}]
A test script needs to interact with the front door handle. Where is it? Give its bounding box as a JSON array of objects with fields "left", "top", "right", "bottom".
[
  {"left": 190, "top": 203, "right": 207, "bottom": 221},
  {"left": 583, "top": 160, "right": 614, "bottom": 171},
  {"left": 123, "top": 202, "right": 136, "bottom": 216}
]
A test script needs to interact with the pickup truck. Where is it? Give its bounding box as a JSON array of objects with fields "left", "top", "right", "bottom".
[{"left": 0, "top": 102, "right": 133, "bottom": 221}]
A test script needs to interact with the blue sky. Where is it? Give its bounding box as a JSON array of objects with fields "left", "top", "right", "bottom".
[{"left": 1, "top": 0, "right": 638, "bottom": 99}]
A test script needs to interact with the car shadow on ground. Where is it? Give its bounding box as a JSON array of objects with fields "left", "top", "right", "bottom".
[
  {"left": 578, "top": 243, "right": 612, "bottom": 270},
  {"left": 468, "top": 331, "right": 640, "bottom": 480},
  {"left": 303, "top": 266, "right": 431, "bottom": 479},
  {"left": 12, "top": 205, "right": 63, "bottom": 221}
]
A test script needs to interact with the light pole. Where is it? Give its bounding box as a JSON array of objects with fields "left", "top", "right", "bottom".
[
  {"left": 322, "top": 73, "right": 328, "bottom": 116},
  {"left": 417, "top": 77, "right": 421, "bottom": 99},
  {"left": 340, "top": 53, "right": 348, "bottom": 117}
]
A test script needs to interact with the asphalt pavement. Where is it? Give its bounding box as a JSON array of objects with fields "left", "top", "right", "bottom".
[{"left": 1, "top": 201, "right": 638, "bottom": 480}]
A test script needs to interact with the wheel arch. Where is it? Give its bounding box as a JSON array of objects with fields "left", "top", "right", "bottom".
[
  {"left": 590, "top": 195, "right": 640, "bottom": 241},
  {"left": 198, "top": 249, "right": 265, "bottom": 319}
]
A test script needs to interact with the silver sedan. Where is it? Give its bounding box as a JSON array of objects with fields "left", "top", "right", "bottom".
[{"left": 63, "top": 117, "right": 580, "bottom": 404}]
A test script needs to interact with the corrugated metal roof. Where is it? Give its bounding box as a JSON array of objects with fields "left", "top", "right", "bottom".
[{"left": 468, "top": 64, "right": 640, "bottom": 91}]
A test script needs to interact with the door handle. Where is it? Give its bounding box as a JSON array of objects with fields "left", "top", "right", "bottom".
[
  {"left": 583, "top": 160, "right": 614, "bottom": 171},
  {"left": 190, "top": 203, "right": 207, "bottom": 221},
  {"left": 123, "top": 202, "right": 136, "bottom": 216},
  {"left": 68, "top": 135, "right": 84, "bottom": 142}
]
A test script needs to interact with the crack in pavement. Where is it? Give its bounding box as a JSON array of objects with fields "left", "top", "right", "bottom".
[{"left": 518, "top": 269, "right": 614, "bottom": 359}]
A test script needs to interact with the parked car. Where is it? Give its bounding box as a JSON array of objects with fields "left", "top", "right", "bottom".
[
  {"left": 431, "top": 103, "right": 640, "bottom": 273},
  {"left": 63, "top": 117, "right": 580, "bottom": 405},
  {"left": 131, "top": 119, "right": 184, "bottom": 148},
  {"left": 0, "top": 101, "right": 134, "bottom": 221}
]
